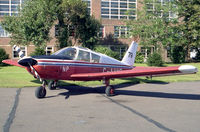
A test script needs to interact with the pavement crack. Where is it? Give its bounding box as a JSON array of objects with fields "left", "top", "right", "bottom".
[
  {"left": 102, "top": 95, "right": 176, "bottom": 132},
  {"left": 3, "top": 88, "right": 21, "bottom": 132}
]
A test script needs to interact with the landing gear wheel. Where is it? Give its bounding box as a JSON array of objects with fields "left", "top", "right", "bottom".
[
  {"left": 35, "top": 86, "right": 46, "bottom": 99},
  {"left": 48, "top": 81, "right": 57, "bottom": 90},
  {"left": 105, "top": 86, "right": 115, "bottom": 97}
]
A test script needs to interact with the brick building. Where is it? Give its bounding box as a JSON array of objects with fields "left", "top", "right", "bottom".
[{"left": 0, "top": 0, "right": 172, "bottom": 61}]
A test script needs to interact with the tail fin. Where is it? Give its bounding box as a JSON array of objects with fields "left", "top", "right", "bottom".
[
  {"left": 13, "top": 45, "right": 25, "bottom": 58},
  {"left": 121, "top": 41, "right": 138, "bottom": 66}
]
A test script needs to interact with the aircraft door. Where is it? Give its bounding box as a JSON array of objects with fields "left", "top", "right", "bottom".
[{"left": 76, "top": 50, "right": 90, "bottom": 73}]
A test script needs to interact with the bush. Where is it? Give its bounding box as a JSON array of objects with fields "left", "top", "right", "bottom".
[
  {"left": 170, "top": 46, "right": 185, "bottom": 63},
  {"left": 135, "top": 52, "right": 144, "bottom": 63},
  {"left": 30, "top": 47, "right": 46, "bottom": 56},
  {"left": 0, "top": 48, "right": 9, "bottom": 66},
  {"left": 147, "top": 52, "right": 164, "bottom": 67},
  {"left": 94, "top": 46, "right": 120, "bottom": 60}
]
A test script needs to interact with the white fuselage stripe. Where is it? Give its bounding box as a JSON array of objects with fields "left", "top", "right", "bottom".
[{"left": 38, "top": 62, "right": 131, "bottom": 69}]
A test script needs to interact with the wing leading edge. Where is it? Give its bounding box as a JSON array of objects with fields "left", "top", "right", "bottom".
[{"left": 70, "top": 65, "right": 198, "bottom": 81}]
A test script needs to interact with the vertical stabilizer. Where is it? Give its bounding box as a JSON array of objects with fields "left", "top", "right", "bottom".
[{"left": 121, "top": 41, "right": 138, "bottom": 66}]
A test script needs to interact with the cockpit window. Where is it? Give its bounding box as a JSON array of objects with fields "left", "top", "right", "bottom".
[
  {"left": 91, "top": 53, "right": 100, "bottom": 63},
  {"left": 77, "top": 50, "right": 90, "bottom": 62},
  {"left": 53, "top": 48, "right": 77, "bottom": 60}
]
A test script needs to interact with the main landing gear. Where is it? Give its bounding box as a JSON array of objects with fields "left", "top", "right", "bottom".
[
  {"left": 35, "top": 80, "right": 58, "bottom": 99},
  {"left": 48, "top": 80, "right": 58, "bottom": 90},
  {"left": 104, "top": 80, "right": 115, "bottom": 97}
]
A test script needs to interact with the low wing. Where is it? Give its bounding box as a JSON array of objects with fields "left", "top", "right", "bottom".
[
  {"left": 2, "top": 59, "right": 24, "bottom": 68},
  {"left": 71, "top": 65, "right": 198, "bottom": 81}
]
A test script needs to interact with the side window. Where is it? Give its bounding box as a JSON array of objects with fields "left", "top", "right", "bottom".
[
  {"left": 77, "top": 50, "right": 90, "bottom": 62},
  {"left": 91, "top": 53, "right": 100, "bottom": 63}
]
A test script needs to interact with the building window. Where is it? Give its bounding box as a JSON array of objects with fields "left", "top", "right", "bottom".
[
  {"left": 98, "top": 26, "right": 105, "bottom": 38},
  {"left": 140, "top": 47, "right": 155, "bottom": 59},
  {"left": 0, "top": 0, "right": 24, "bottom": 16},
  {"left": 55, "top": 25, "right": 74, "bottom": 37},
  {"left": 12, "top": 46, "right": 26, "bottom": 58},
  {"left": 0, "top": 24, "right": 9, "bottom": 37},
  {"left": 146, "top": 0, "right": 177, "bottom": 20},
  {"left": 101, "top": 0, "right": 137, "bottom": 20},
  {"left": 114, "top": 26, "right": 129, "bottom": 38},
  {"left": 82, "top": 0, "right": 91, "bottom": 15},
  {"left": 167, "top": 46, "right": 171, "bottom": 58},
  {"left": 46, "top": 46, "right": 54, "bottom": 55},
  {"left": 110, "top": 45, "right": 128, "bottom": 59}
]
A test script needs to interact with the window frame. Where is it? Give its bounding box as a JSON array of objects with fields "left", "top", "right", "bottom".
[{"left": 101, "top": 0, "right": 137, "bottom": 20}]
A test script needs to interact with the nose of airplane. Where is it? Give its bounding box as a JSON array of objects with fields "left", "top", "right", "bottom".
[{"left": 18, "top": 57, "right": 37, "bottom": 67}]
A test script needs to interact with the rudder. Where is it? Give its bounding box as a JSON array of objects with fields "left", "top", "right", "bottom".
[{"left": 121, "top": 41, "right": 138, "bottom": 66}]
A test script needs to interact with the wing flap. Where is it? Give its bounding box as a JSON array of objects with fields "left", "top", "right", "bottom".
[
  {"left": 71, "top": 66, "right": 197, "bottom": 81},
  {"left": 2, "top": 59, "right": 24, "bottom": 68}
]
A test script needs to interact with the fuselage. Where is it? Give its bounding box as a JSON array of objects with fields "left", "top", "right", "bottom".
[
  {"left": 27, "top": 59, "right": 132, "bottom": 81},
  {"left": 23, "top": 46, "right": 132, "bottom": 81}
]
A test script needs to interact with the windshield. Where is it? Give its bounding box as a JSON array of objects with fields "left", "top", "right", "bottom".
[{"left": 53, "top": 48, "right": 77, "bottom": 60}]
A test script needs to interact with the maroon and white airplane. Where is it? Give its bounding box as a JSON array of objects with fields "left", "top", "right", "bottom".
[{"left": 3, "top": 41, "right": 198, "bottom": 99}]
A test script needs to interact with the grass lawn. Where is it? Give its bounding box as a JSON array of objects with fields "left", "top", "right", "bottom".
[{"left": 0, "top": 63, "right": 200, "bottom": 88}]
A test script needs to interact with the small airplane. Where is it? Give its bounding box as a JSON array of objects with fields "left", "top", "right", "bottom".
[{"left": 2, "top": 41, "right": 198, "bottom": 99}]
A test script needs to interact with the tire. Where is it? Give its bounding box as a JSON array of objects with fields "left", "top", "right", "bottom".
[
  {"left": 35, "top": 86, "right": 46, "bottom": 99},
  {"left": 48, "top": 81, "right": 56, "bottom": 90},
  {"left": 105, "top": 86, "right": 115, "bottom": 97}
]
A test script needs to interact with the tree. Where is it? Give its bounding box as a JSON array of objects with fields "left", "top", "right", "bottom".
[
  {"left": 127, "top": 0, "right": 178, "bottom": 48},
  {"left": 1, "top": 0, "right": 101, "bottom": 51},
  {"left": 147, "top": 52, "right": 164, "bottom": 67},
  {"left": 1, "top": 0, "right": 58, "bottom": 48},
  {"left": 175, "top": 0, "right": 200, "bottom": 60},
  {"left": 61, "top": 0, "right": 101, "bottom": 49},
  {"left": 94, "top": 46, "right": 120, "bottom": 60}
]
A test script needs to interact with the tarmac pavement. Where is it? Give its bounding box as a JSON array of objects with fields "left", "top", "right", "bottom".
[{"left": 1, "top": 81, "right": 200, "bottom": 132}]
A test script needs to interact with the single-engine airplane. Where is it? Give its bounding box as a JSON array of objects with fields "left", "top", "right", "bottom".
[{"left": 2, "top": 41, "right": 198, "bottom": 99}]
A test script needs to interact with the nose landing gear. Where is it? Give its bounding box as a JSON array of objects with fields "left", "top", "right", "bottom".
[{"left": 35, "top": 80, "right": 47, "bottom": 99}]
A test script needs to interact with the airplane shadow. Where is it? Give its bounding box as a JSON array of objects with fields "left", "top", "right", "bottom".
[
  {"left": 119, "top": 77, "right": 169, "bottom": 85},
  {"left": 29, "top": 76, "right": 200, "bottom": 100},
  {"left": 46, "top": 81, "right": 200, "bottom": 100}
]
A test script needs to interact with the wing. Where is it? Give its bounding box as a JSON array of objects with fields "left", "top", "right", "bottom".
[
  {"left": 2, "top": 59, "right": 24, "bottom": 68},
  {"left": 70, "top": 65, "right": 198, "bottom": 81}
]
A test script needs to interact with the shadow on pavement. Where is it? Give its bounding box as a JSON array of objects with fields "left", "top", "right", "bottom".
[{"left": 46, "top": 82, "right": 200, "bottom": 100}]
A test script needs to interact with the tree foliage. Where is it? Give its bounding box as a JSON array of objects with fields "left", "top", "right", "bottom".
[
  {"left": 1, "top": 0, "right": 58, "bottom": 47},
  {"left": 135, "top": 52, "right": 144, "bottom": 63},
  {"left": 176, "top": 0, "right": 200, "bottom": 47},
  {"left": 1, "top": 0, "right": 101, "bottom": 50},
  {"left": 61, "top": 0, "right": 101, "bottom": 49},
  {"left": 94, "top": 46, "right": 120, "bottom": 60},
  {"left": 147, "top": 52, "right": 164, "bottom": 67},
  {"left": 29, "top": 47, "right": 46, "bottom": 56},
  {"left": 127, "top": 0, "right": 178, "bottom": 49},
  {"left": 170, "top": 46, "right": 185, "bottom": 63},
  {"left": 175, "top": 0, "right": 200, "bottom": 60}
]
